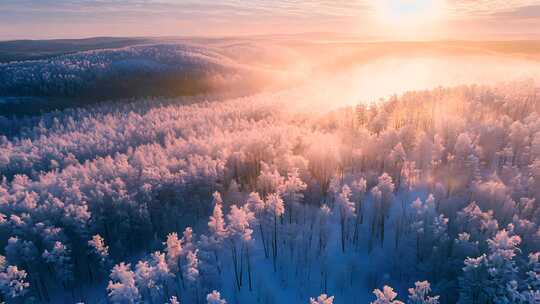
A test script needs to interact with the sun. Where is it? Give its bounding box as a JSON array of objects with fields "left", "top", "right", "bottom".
[{"left": 375, "top": 0, "right": 446, "bottom": 29}]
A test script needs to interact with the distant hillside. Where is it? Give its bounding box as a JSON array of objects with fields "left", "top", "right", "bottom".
[
  {"left": 2, "top": 37, "right": 540, "bottom": 117},
  {"left": 0, "top": 37, "right": 149, "bottom": 63}
]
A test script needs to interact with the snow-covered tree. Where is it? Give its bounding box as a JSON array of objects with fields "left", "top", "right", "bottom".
[
  {"left": 0, "top": 265, "right": 30, "bottom": 299},
  {"left": 257, "top": 163, "right": 283, "bottom": 197},
  {"left": 525, "top": 252, "right": 540, "bottom": 298},
  {"left": 335, "top": 185, "right": 355, "bottom": 252},
  {"left": 458, "top": 254, "right": 489, "bottom": 304},
  {"left": 484, "top": 229, "right": 522, "bottom": 303},
  {"left": 108, "top": 263, "right": 140, "bottom": 304},
  {"left": 208, "top": 192, "right": 227, "bottom": 240},
  {"left": 183, "top": 250, "right": 199, "bottom": 283},
  {"left": 151, "top": 251, "right": 172, "bottom": 296},
  {"left": 135, "top": 260, "right": 155, "bottom": 300},
  {"left": 164, "top": 232, "right": 183, "bottom": 273},
  {"left": 280, "top": 168, "right": 307, "bottom": 205},
  {"left": 265, "top": 193, "right": 284, "bottom": 272},
  {"left": 310, "top": 293, "right": 334, "bottom": 304},
  {"left": 207, "top": 290, "right": 227, "bottom": 304},
  {"left": 372, "top": 286, "right": 404, "bottom": 304},
  {"left": 279, "top": 167, "right": 307, "bottom": 223},
  {"left": 351, "top": 177, "right": 367, "bottom": 246},
  {"left": 168, "top": 295, "right": 180, "bottom": 304},
  {"left": 42, "top": 241, "right": 74, "bottom": 287},
  {"left": 407, "top": 281, "right": 439, "bottom": 304},
  {"left": 371, "top": 173, "right": 395, "bottom": 249},
  {"left": 88, "top": 234, "right": 110, "bottom": 274},
  {"left": 226, "top": 204, "right": 254, "bottom": 290}
]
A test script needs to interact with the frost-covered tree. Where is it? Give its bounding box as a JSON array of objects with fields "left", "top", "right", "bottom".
[
  {"left": 151, "top": 251, "right": 172, "bottom": 298},
  {"left": 458, "top": 228, "right": 522, "bottom": 304},
  {"left": 335, "top": 185, "right": 355, "bottom": 252},
  {"left": 208, "top": 192, "right": 227, "bottom": 240},
  {"left": 164, "top": 232, "right": 183, "bottom": 274},
  {"left": 458, "top": 255, "right": 489, "bottom": 304},
  {"left": 42, "top": 241, "right": 74, "bottom": 288},
  {"left": 407, "top": 281, "right": 439, "bottom": 304},
  {"left": 226, "top": 204, "right": 254, "bottom": 290},
  {"left": 372, "top": 286, "right": 404, "bottom": 304},
  {"left": 265, "top": 193, "right": 284, "bottom": 272},
  {"left": 168, "top": 295, "right": 180, "bottom": 304},
  {"left": 484, "top": 229, "right": 522, "bottom": 303},
  {"left": 88, "top": 234, "right": 110, "bottom": 278},
  {"left": 200, "top": 192, "right": 228, "bottom": 275},
  {"left": 524, "top": 252, "right": 540, "bottom": 299},
  {"left": 183, "top": 250, "right": 199, "bottom": 283},
  {"left": 207, "top": 290, "right": 227, "bottom": 304},
  {"left": 257, "top": 163, "right": 283, "bottom": 197},
  {"left": 351, "top": 177, "right": 367, "bottom": 246},
  {"left": 318, "top": 204, "right": 332, "bottom": 255},
  {"left": 135, "top": 260, "right": 155, "bottom": 300},
  {"left": 88, "top": 234, "right": 109, "bottom": 263},
  {"left": 107, "top": 263, "right": 140, "bottom": 304},
  {"left": 387, "top": 142, "right": 407, "bottom": 187},
  {"left": 452, "top": 233, "right": 480, "bottom": 268},
  {"left": 456, "top": 202, "right": 499, "bottom": 241},
  {"left": 371, "top": 173, "right": 395, "bottom": 249},
  {"left": 310, "top": 293, "right": 334, "bottom": 304},
  {"left": 409, "top": 196, "right": 449, "bottom": 263},
  {"left": 279, "top": 167, "right": 307, "bottom": 223},
  {"left": 0, "top": 264, "right": 30, "bottom": 300}
]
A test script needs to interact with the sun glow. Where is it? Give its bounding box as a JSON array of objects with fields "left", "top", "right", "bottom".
[{"left": 375, "top": 0, "right": 446, "bottom": 30}]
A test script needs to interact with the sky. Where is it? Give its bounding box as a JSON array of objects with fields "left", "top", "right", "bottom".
[{"left": 1, "top": 0, "right": 540, "bottom": 40}]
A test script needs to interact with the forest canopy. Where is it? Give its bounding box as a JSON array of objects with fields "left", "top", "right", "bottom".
[{"left": 0, "top": 79, "right": 539, "bottom": 303}]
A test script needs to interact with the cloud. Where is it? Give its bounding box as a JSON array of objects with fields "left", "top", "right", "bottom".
[
  {"left": 1, "top": 0, "right": 539, "bottom": 39},
  {"left": 490, "top": 4, "right": 540, "bottom": 19},
  {"left": 0, "top": 0, "right": 370, "bottom": 19},
  {"left": 447, "top": 0, "right": 540, "bottom": 17}
]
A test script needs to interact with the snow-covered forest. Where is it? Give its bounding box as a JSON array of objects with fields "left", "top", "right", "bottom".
[
  {"left": 0, "top": 71, "right": 539, "bottom": 303},
  {"left": 0, "top": 43, "right": 273, "bottom": 107}
]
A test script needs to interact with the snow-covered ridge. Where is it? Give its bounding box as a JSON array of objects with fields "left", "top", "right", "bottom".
[{"left": 0, "top": 43, "right": 246, "bottom": 99}]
